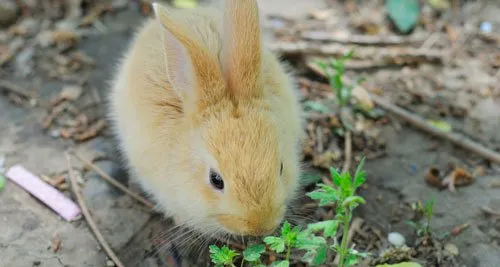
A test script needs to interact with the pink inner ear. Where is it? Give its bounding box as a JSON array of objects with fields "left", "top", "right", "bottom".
[{"left": 162, "top": 26, "right": 197, "bottom": 99}]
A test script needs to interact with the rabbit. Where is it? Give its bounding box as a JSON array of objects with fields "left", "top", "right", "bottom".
[{"left": 107, "top": 0, "right": 304, "bottom": 237}]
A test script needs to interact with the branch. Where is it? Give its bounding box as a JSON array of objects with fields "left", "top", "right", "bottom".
[{"left": 65, "top": 152, "right": 125, "bottom": 267}]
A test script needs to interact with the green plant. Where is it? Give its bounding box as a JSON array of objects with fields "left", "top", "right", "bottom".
[
  {"left": 209, "top": 158, "right": 368, "bottom": 267},
  {"left": 405, "top": 198, "right": 435, "bottom": 237},
  {"left": 307, "top": 157, "right": 368, "bottom": 267},
  {"left": 316, "top": 50, "right": 358, "bottom": 108},
  {"left": 314, "top": 50, "right": 369, "bottom": 132}
]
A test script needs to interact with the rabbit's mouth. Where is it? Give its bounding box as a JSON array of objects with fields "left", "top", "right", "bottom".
[{"left": 215, "top": 214, "right": 281, "bottom": 237}]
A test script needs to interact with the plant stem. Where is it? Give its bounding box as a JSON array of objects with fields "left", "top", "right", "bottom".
[
  {"left": 286, "top": 245, "right": 291, "bottom": 262},
  {"left": 426, "top": 212, "right": 431, "bottom": 236},
  {"left": 337, "top": 212, "right": 351, "bottom": 267}
]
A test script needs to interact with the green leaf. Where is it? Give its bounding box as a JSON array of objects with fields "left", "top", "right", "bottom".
[
  {"left": 209, "top": 245, "right": 239, "bottom": 266},
  {"left": 427, "top": 119, "right": 452, "bottom": 132},
  {"left": 354, "top": 156, "right": 366, "bottom": 188},
  {"left": 296, "top": 233, "right": 327, "bottom": 250},
  {"left": 404, "top": 220, "right": 419, "bottom": 229},
  {"left": 315, "top": 60, "right": 327, "bottom": 71},
  {"left": 425, "top": 198, "right": 435, "bottom": 216},
  {"left": 270, "top": 260, "right": 289, "bottom": 267},
  {"left": 344, "top": 253, "right": 359, "bottom": 266},
  {"left": 303, "top": 100, "right": 330, "bottom": 113},
  {"left": 284, "top": 225, "right": 301, "bottom": 247},
  {"left": 306, "top": 185, "right": 339, "bottom": 206},
  {"left": 172, "top": 0, "right": 198, "bottom": 8},
  {"left": 343, "top": 50, "right": 355, "bottom": 60},
  {"left": 0, "top": 174, "right": 5, "bottom": 191},
  {"left": 330, "top": 167, "right": 342, "bottom": 187},
  {"left": 385, "top": 0, "right": 421, "bottom": 33},
  {"left": 342, "top": 196, "right": 366, "bottom": 208},
  {"left": 243, "top": 244, "right": 266, "bottom": 262},
  {"left": 306, "top": 220, "right": 340, "bottom": 238},
  {"left": 339, "top": 173, "right": 354, "bottom": 198},
  {"left": 333, "top": 75, "right": 343, "bottom": 90},
  {"left": 281, "top": 221, "right": 291, "bottom": 237},
  {"left": 428, "top": 0, "right": 450, "bottom": 10},
  {"left": 302, "top": 244, "right": 328, "bottom": 266},
  {"left": 264, "top": 236, "right": 285, "bottom": 253}
]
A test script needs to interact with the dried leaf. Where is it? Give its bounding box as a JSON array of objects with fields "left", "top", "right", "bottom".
[
  {"left": 352, "top": 85, "right": 374, "bottom": 109},
  {"left": 52, "top": 234, "right": 61, "bottom": 252},
  {"left": 52, "top": 30, "right": 79, "bottom": 46},
  {"left": 424, "top": 167, "right": 442, "bottom": 188},
  {"left": 60, "top": 85, "right": 83, "bottom": 101},
  {"left": 442, "top": 168, "right": 474, "bottom": 192}
]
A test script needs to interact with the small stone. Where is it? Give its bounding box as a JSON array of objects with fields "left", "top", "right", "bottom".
[
  {"left": 480, "top": 21, "right": 493, "bottom": 33},
  {"left": 106, "top": 260, "right": 115, "bottom": 266},
  {"left": 15, "top": 46, "right": 35, "bottom": 77},
  {"left": 388, "top": 232, "right": 406, "bottom": 247},
  {"left": 445, "top": 243, "right": 459, "bottom": 256},
  {"left": 50, "top": 130, "right": 61, "bottom": 138},
  {"left": 0, "top": 0, "right": 19, "bottom": 28}
]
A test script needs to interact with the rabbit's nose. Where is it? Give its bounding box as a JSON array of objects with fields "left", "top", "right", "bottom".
[{"left": 251, "top": 224, "right": 277, "bottom": 236}]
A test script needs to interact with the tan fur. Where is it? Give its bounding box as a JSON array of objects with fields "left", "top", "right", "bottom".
[{"left": 107, "top": 0, "right": 304, "bottom": 236}]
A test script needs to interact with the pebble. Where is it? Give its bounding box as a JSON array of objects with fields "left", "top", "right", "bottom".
[
  {"left": 445, "top": 243, "right": 459, "bottom": 256},
  {"left": 50, "top": 129, "right": 61, "bottom": 138},
  {"left": 15, "top": 46, "right": 35, "bottom": 77},
  {"left": 480, "top": 21, "right": 493, "bottom": 33},
  {"left": 388, "top": 232, "right": 406, "bottom": 247},
  {"left": 106, "top": 260, "right": 115, "bottom": 267},
  {"left": 0, "top": 0, "right": 19, "bottom": 28}
]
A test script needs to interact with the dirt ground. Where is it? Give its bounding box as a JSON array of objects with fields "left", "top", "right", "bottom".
[{"left": 0, "top": 0, "right": 499, "bottom": 267}]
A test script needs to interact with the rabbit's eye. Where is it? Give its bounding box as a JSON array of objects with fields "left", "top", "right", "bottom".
[
  {"left": 210, "top": 169, "right": 224, "bottom": 190},
  {"left": 280, "top": 162, "right": 283, "bottom": 175}
]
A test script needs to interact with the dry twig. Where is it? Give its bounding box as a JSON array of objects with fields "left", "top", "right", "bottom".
[
  {"left": 307, "top": 62, "right": 500, "bottom": 165},
  {"left": 0, "top": 80, "right": 33, "bottom": 100},
  {"left": 267, "top": 41, "right": 446, "bottom": 63},
  {"left": 65, "top": 152, "right": 125, "bottom": 267},
  {"left": 43, "top": 102, "right": 69, "bottom": 129},
  {"left": 73, "top": 119, "right": 107, "bottom": 142},
  {"left": 68, "top": 149, "right": 156, "bottom": 209},
  {"left": 481, "top": 206, "right": 500, "bottom": 217},
  {"left": 300, "top": 31, "right": 428, "bottom": 45}
]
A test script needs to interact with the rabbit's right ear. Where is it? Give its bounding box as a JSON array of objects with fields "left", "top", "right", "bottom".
[
  {"left": 221, "top": 0, "right": 263, "bottom": 100},
  {"left": 152, "top": 3, "right": 224, "bottom": 113}
]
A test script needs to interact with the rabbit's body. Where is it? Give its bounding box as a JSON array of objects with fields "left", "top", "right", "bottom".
[{"left": 108, "top": 0, "right": 303, "bottom": 236}]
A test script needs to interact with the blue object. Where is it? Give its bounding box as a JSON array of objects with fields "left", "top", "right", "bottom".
[{"left": 480, "top": 21, "right": 493, "bottom": 33}]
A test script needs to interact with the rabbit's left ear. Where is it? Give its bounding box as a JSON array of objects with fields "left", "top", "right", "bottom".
[
  {"left": 153, "top": 3, "right": 225, "bottom": 113},
  {"left": 221, "top": 0, "right": 263, "bottom": 100}
]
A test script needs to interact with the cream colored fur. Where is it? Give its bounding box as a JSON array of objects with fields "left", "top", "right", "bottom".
[{"left": 107, "top": 0, "right": 304, "bottom": 236}]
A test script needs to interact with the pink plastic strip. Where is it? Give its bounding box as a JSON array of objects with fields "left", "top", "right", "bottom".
[{"left": 6, "top": 164, "right": 81, "bottom": 221}]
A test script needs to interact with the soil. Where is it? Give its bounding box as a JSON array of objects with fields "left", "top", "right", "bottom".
[{"left": 0, "top": 0, "right": 499, "bottom": 267}]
